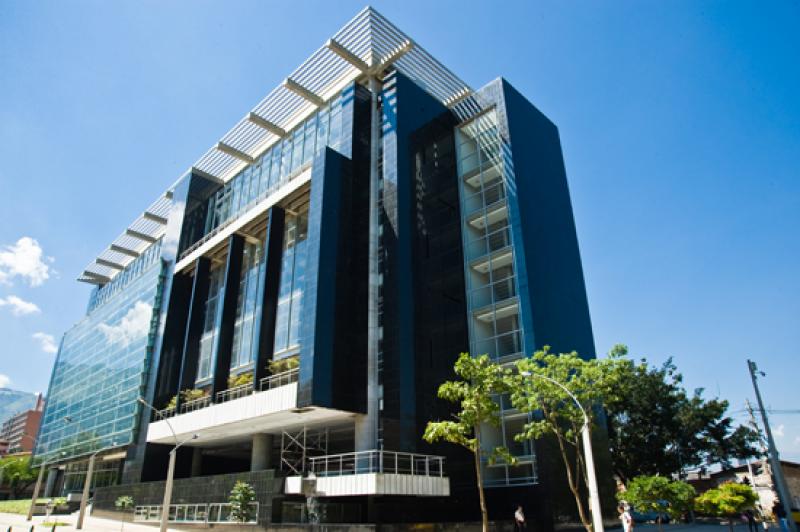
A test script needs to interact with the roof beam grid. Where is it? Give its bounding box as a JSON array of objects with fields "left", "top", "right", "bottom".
[
  {"left": 216, "top": 142, "right": 255, "bottom": 164},
  {"left": 96, "top": 258, "right": 127, "bottom": 271},
  {"left": 325, "top": 39, "right": 369, "bottom": 73},
  {"left": 283, "top": 78, "right": 324, "bottom": 107},
  {"left": 190, "top": 166, "right": 224, "bottom": 184},
  {"left": 142, "top": 211, "right": 169, "bottom": 225},
  {"left": 247, "top": 112, "right": 286, "bottom": 137},
  {"left": 82, "top": 272, "right": 111, "bottom": 284},
  {"left": 376, "top": 40, "right": 414, "bottom": 73},
  {"left": 126, "top": 229, "right": 158, "bottom": 244},
  {"left": 109, "top": 244, "right": 142, "bottom": 258}
]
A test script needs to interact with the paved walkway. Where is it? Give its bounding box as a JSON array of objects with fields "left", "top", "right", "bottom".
[{"left": 0, "top": 511, "right": 171, "bottom": 532}]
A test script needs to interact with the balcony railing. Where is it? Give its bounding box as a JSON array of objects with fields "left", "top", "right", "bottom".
[
  {"left": 259, "top": 368, "right": 299, "bottom": 391},
  {"left": 215, "top": 382, "right": 253, "bottom": 404},
  {"left": 134, "top": 502, "right": 258, "bottom": 524},
  {"left": 308, "top": 450, "right": 445, "bottom": 478},
  {"left": 180, "top": 395, "right": 211, "bottom": 414}
]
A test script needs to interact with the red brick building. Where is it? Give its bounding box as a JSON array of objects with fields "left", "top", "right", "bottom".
[{"left": 0, "top": 394, "right": 44, "bottom": 455}]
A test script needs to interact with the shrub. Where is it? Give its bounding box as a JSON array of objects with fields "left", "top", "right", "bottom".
[
  {"left": 229, "top": 481, "right": 256, "bottom": 523},
  {"left": 228, "top": 372, "right": 254, "bottom": 388},
  {"left": 268, "top": 356, "right": 299, "bottom": 375}
]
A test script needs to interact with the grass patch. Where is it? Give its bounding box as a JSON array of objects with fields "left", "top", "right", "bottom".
[
  {"left": 0, "top": 498, "right": 49, "bottom": 515},
  {"left": 41, "top": 522, "right": 70, "bottom": 527}
]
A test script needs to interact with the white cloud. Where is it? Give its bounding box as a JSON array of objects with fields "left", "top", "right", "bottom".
[
  {"left": 0, "top": 295, "right": 41, "bottom": 316},
  {"left": 774, "top": 424, "right": 785, "bottom": 438},
  {"left": 33, "top": 332, "right": 58, "bottom": 354},
  {"left": 0, "top": 237, "right": 52, "bottom": 287},
  {"left": 98, "top": 301, "right": 153, "bottom": 346},
  {"left": 0, "top": 374, "right": 10, "bottom": 388}
]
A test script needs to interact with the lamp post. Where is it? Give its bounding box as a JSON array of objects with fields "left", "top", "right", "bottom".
[
  {"left": 138, "top": 397, "right": 198, "bottom": 532},
  {"left": 26, "top": 416, "right": 72, "bottom": 522},
  {"left": 76, "top": 440, "right": 117, "bottom": 529},
  {"left": 521, "top": 371, "right": 604, "bottom": 532}
]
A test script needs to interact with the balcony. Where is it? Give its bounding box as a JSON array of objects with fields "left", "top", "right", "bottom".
[
  {"left": 284, "top": 451, "right": 450, "bottom": 497},
  {"left": 146, "top": 369, "right": 355, "bottom": 446}
]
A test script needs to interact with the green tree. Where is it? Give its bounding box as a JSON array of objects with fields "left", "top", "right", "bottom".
[
  {"left": 0, "top": 455, "right": 39, "bottom": 498},
  {"left": 229, "top": 481, "right": 256, "bottom": 523},
  {"left": 604, "top": 345, "right": 758, "bottom": 482},
  {"left": 617, "top": 475, "right": 696, "bottom": 532},
  {"left": 695, "top": 482, "right": 758, "bottom": 532},
  {"left": 509, "top": 346, "right": 624, "bottom": 532},
  {"left": 423, "top": 353, "right": 513, "bottom": 532},
  {"left": 114, "top": 496, "right": 134, "bottom": 532}
]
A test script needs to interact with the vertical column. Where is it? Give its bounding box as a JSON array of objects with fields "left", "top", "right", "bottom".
[
  {"left": 211, "top": 234, "right": 245, "bottom": 398},
  {"left": 191, "top": 448, "right": 202, "bottom": 477},
  {"left": 44, "top": 468, "right": 58, "bottom": 497},
  {"left": 252, "top": 208, "right": 285, "bottom": 391},
  {"left": 356, "top": 75, "right": 382, "bottom": 453},
  {"left": 176, "top": 257, "right": 211, "bottom": 405},
  {"left": 251, "top": 433, "right": 274, "bottom": 471}
]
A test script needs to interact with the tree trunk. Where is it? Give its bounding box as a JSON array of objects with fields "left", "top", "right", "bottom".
[
  {"left": 555, "top": 432, "right": 592, "bottom": 532},
  {"left": 474, "top": 427, "right": 489, "bottom": 532},
  {"left": 658, "top": 515, "right": 663, "bottom": 532},
  {"left": 728, "top": 517, "right": 734, "bottom": 532}
]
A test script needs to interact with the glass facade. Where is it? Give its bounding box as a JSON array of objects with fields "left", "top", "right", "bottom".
[
  {"left": 230, "top": 238, "right": 266, "bottom": 372},
  {"left": 36, "top": 242, "right": 164, "bottom": 464},
  {"left": 273, "top": 210, "right": 308, "bottom": 359},
  {"left": 196, "top": 267, "right": 225, "bottom": 385},
  {"left": 202, "top": 95, "right": 345, "bottom": 240},
  {"left": 456, "top": 109, "right": 535, "bottom": 486}
]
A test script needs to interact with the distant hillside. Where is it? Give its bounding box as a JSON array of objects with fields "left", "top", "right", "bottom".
[{"left": 0, "top": 389, "right": 38, "bottom": 426}]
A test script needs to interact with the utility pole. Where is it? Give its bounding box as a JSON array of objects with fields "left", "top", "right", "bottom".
[{"left": 747, "top": 360, "right": 797, "bottom": 532}]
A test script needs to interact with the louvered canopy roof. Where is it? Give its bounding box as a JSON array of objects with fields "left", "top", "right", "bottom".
[{"left": 80, "top": 6, "right": 476, "bottom": 284}]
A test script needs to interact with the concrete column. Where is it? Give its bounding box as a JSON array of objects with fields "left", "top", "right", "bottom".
[
  {"left": 43, "top": 467, "right": 58, "bottom": 497},
  {"left": 251, "top": 433, "right": 274, "bottom": 471},
  {"left": 191, "top": 447, "right": 202, "bottom": 477}
]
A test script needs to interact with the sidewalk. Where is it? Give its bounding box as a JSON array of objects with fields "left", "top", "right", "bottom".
[{"left": 0, "top": 510, "right": 175, "bottom": 532}]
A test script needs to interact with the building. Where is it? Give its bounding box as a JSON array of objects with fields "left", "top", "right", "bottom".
[
  {"left": 34, "top": 7, "right": 603, "bottom": 527},
  {"left": 0, "top": 394, "right": 44, "bottom": 456}
]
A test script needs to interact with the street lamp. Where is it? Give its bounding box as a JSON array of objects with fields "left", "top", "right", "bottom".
[
  {"left": 520, "top": 371, "right": 604, "bottom": 532},
  {"left": 76, "top": 440, "right": 117, "bottom": 529},
  {"left": 138, "top": 397, "right": 198, "bottom": 532},
  {"left": 26, "top": 416, "right": 72, "bottom": 522}
]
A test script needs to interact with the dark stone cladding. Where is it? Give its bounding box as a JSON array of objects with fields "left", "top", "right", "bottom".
[{"left": 94, "top": 470, "right": 283, "bottom": 525}]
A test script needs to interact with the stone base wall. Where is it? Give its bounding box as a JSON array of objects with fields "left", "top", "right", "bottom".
[{"left": 92, "top": 470, "right": 284, "bottom": 525}]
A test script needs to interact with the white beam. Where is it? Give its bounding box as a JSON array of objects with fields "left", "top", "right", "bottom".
[
  {"left": 376, "top": 40, "right": 414, "bottom": 72},
  {"left": 325, "top": 39, "right": 369, "bottom": 73},
  {"left": 110, "top": 244, "right": 141, "bottom": 258},
  {"left": 96, "top": 258, "right": 126, "bottom": 271},
  {"left": 216, "top": 142, "right": 255, "bottom": 164},
  {"left": 445, "top": 88, "right": 472, "bottom": 108},
  {"left": 80, "top": 272, "right": 111, "bottom": 284},
  {"left": 126, "top": 229, "right": 158, "bottom": 243},
  {"left": 283, "top": 78, "right": 324, "bottom": 107},
  {"left": 142, "top": 211, "right": 168, "bottom": 225},
  {"left": 247, "top": 112, "right": 286, "bottom": 137}
]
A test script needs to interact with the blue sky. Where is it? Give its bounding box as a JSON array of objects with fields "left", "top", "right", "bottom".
[{"left": 0, "top": 1, "right": 797, "bottom": 460}]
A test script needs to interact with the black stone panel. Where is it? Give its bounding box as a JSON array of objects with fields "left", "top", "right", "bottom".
[
  {"left": 212, "top": 234, "right": 245, "bottom": 397},
  {"left": 177, "top": 257, "right": 211, "bottom": 402},
  {"left": 253, "top": 207, "right": 286, "bottom": 389}
]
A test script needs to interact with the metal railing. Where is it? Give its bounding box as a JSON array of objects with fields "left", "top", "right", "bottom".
[
  {"left": 308, "top": 450, "right": 445, "bottom": 478},
  {"left": 216, "top": 382, "right": 253, "bottom": 403},
  {"left": 134, "top": 502, "right": 259, "bottom": 524},
  {"left": 259, "top": 368, "right": 299, "bottom": 391},
  {"left": 180, "top": 395, "right": 211, "bottom": 414}
]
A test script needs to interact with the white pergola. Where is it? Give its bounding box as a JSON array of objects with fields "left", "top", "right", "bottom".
[{"left": 80, "top": 6, "right": 480, "bottom": 284}]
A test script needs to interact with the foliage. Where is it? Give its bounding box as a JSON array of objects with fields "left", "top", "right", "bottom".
[
  {"left": 166, "top": 388, "right": 209, "bottom": 410},
  {"left": 695, "top": 482, "right": 757, "bottom": 532},
  {"left": 509, "top": 346, "right": 625, "bottom": 532},
  {"left": 40, "top": 522, "right": 69, "bottom": 527},
  {"left": 603, "top": 345, "right": 759, "bottom": 482},
  {"left": 0, "top": 455, "right": 40, "bottom": 498},
  {"left": 0, "top": 499, "right": 48, "bottom": 515},
  {"left": 228, "top": 372, "right": 254, "bottom": 389},
  {"left": 617, "top": 475, "right": 696, "bottom": 532},
  {"left": 115, "top": 496, "right": 134, "bottom": 510},
  {"left": 229, "top": 481, "right": 257, "bottom": 523},
  {"left": 268, "top": 356, "right": 299, "bottom": 375},
  {"left": 423, "top": 353, "right": 512, "bottom": 532}
]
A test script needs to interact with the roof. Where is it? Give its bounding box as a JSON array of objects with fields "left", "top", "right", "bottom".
[{"left": 80, "top": 6, "right": 478, "bottom": 284}]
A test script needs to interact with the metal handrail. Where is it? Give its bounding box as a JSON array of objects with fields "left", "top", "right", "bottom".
[
  {"left": 307, "top": 450, "right": 445, "bottom": 478},
  {"left": 180, "top": 395, "right": 211, "bottom": 414},
  {"left": 259, "top": 368, "right": 299, "bottom": 391},
  {"left": 215, "top": 382, "right": 253, "bottom": 403}
]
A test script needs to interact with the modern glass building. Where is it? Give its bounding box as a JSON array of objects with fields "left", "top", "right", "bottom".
[{"left": 34, "top": 7, "right": 604, "bottom": 527}]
